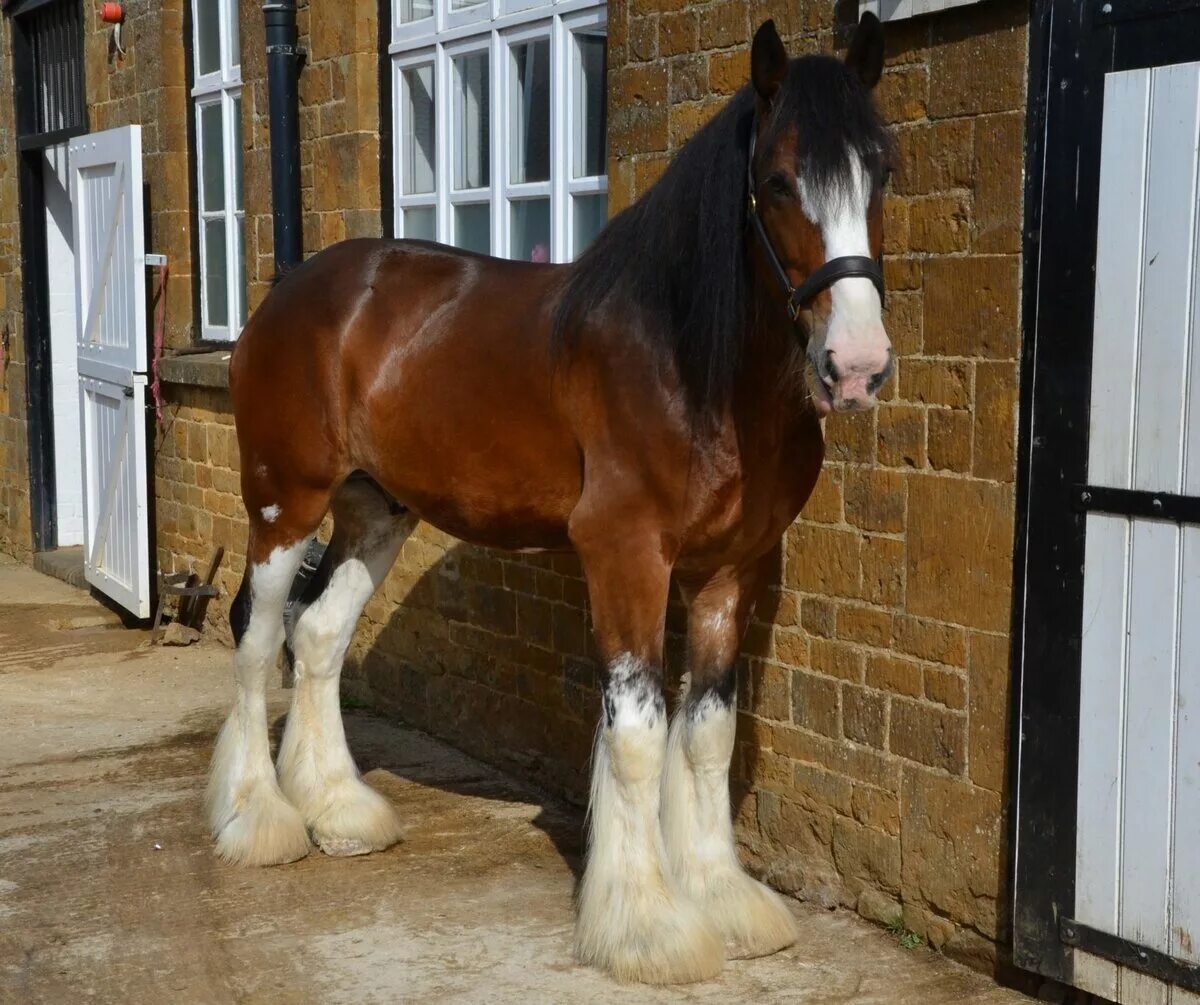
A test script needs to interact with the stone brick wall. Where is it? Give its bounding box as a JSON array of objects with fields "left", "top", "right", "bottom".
[
  {"left": 238, "top": 0, "right": 384, "bottom": 315},
  {"left": 0, "top": 16, "right": 31, "bottom": 560}
]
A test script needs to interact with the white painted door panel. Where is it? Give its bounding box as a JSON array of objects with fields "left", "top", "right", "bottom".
[
  {"left": 69, "top": 125, "right": 151, "bottom": 619},
  {"left": 78, "top": 376, "right": 151, "bottom": 618},
  {"left": 70, "top": 126, "right": 147, "bottom": 385},
  {"left": 1076, "top": 60, "right": 1200, "bottom": 1005}
]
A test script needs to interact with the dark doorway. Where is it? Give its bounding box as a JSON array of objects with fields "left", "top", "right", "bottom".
[{"left": 7, "top": 0, "right": 88, "bottom": 552}]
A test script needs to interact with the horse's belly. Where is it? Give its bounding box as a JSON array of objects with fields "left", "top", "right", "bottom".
[{"left": 359, "top": 387, "right": 581, "bottom": 551}]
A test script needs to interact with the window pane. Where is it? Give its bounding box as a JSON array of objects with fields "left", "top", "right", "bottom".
[
  {"left": 455, "top": 203, "right": 490, "bottom": 254},
  {"left": 451, "top": 0, "right": 487, "bottom": 10},
  {"left": 232, "top": 94, "right": 244, "bottom": 211},
  {"left": 402, "top": 65, "right": 436, "bottom": 195},
  {"left": 397, "top": 0, "right": 433, "bottom": 21},
  {"left": 236, "top": 219, "right": 247, "bottom": 327},
  {"left": 196, "top": 0, "right": 220, "bottom": 75},
  {"left": 510, "top": 40, "right": 550, "bottom": 185},
  {"left": 200, "top": 102, "right": 225, "bottom": 213},
  {"left": 574, "top": 194, "right": 607, "bottom": 256},
  {"left": 574, "top": 32, "right": 607, "bottom": 179},
  {"left": 228, "top": 0, "right": 240, "bottom": 67},
  {"left": 204, "top": 218, "right": 229, "bottom": 328},
  {"left": 511, "top": 199, "right": 550, "bottom": 262},
  {"left": 454, "top": 52, "right": 489, "bottom": 190},
  {"left": 403, "top": 206, "right": 437, "bottom": 241}
]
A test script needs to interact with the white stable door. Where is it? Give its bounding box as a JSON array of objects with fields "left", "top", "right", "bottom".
[
  {"left": 69, "top": 126, "right": 151, "bottom": 619},
  {"left": 1075, "top": 61, "right": 1200, "bottom": 1005}
]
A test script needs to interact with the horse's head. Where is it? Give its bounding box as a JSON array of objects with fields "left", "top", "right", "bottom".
[{"left": 748, "top": 16, "right": 892, "bottom": 415}]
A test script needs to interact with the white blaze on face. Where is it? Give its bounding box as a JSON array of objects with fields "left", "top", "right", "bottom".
[{"left": 796, "top": 151, "right": 891, "bottom": 411}]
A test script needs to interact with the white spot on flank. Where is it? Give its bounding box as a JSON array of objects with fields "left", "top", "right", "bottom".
[{"left": 261, "top": 504, "right": 281, "bottom": 523}]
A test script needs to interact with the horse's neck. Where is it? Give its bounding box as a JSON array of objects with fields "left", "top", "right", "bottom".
[{"left": 733, "top": 290, "right": 817, "bottom": 433}]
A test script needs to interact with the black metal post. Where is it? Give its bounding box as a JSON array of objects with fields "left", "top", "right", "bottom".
[{"left": 263, "top": 1, "right": 303, "bottom": 271}]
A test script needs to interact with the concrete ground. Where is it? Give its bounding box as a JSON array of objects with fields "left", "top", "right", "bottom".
[{"left": 0, "top": 554, "right": 1030, "bottom": 1004}]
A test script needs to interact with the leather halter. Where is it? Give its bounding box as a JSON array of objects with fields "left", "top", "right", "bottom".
[{"left": 746, "top": 127, "right": 885, "bottom": 322}]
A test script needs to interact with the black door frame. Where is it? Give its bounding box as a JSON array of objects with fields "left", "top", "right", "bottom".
[
  {"left": 7, "top": 0, "right": 88, "bottom": 553},
  {"left": 1013, "top": 0, "right": 1200, "bottom": 987}
]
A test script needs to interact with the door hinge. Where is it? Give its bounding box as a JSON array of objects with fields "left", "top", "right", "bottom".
[{"left": 1061, "top": 917, "right": 1200, "bottom": 993}]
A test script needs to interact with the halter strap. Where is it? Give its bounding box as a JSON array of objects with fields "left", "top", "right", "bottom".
[{"left": 746, "top": 125, "right": 885, "bottom": 321}]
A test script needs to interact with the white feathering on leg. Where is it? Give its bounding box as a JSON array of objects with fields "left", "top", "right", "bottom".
[
  {"left": 206, "top": 541, "right": 312, "bottom": 867},
  {"left": 661, "top": 676, "right": 799, "bottom": 959},
  {"left": 574, "top": 655, "right": 724, "bottom": 984}
]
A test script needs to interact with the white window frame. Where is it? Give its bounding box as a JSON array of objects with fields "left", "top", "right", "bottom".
[
  {"left": 859, "top": 0, "right": 983, "bottom": 22},
  {"left": 191, "top": 0, "right": 245, "bottom": 341},
  {"left": 390, "top": 0, "right": 607, "bottom": 263}
]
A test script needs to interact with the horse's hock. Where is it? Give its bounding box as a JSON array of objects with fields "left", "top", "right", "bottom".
[{"left": 1, "top": 0, "right": 1026, "bottom": 987}]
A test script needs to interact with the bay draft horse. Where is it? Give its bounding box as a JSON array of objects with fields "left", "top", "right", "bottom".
[{"left": 208, "top": 15, "right": 893, "bottom": 984}]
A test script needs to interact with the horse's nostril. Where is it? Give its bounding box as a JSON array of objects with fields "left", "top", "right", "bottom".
[{"left": 823, "top": 349, "right": 840, "bottom": 383}]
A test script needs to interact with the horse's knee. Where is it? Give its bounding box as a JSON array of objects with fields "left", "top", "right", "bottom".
[{"left": 689, "top": 662, "right": 737, "bottom": 708}]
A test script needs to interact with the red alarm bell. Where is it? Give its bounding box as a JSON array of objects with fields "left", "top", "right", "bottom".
[{"left": 100, "top": 2, "right": 123, "bottom": 23}]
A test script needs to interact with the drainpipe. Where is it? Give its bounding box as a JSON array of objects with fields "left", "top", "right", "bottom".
[{"left": 263, "top": 1, "right": 304, "bottom": 271}]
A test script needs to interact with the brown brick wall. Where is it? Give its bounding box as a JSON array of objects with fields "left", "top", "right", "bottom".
[{"left": 0, "top": 16, "right": 30, "bottom": 560}]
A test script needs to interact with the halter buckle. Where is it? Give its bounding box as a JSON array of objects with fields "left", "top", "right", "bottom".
[{"left": 786, "top": 299, "right": 800, "bottom": 323}]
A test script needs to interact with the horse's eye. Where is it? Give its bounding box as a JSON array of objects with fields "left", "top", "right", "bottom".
[{"left": 766, "top": 174, "right": 794, "bottom": 199}]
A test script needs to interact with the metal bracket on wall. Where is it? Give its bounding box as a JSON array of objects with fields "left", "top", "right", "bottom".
[
  {"left": 1060, "top": 918, "right": 1200, "bottom": 994},
  {"left": 265, "top": 41, "right": 307, "bottom": 72}
]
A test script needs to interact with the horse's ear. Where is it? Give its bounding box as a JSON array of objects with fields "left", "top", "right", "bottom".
[
  {"left": 751, "top": 20, "right": 788, "bottom": 103},
  {"left": 845, "top": 11, "right": 884, "bottom": 89}
]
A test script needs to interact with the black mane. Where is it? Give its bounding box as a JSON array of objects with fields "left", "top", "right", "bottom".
[{"left": 552, "top": 55, "right": 890, "bottom": 414}]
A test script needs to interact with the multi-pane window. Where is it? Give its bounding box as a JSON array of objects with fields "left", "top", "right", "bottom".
[
  {"left": 191, "top": 0, "right": 246, "bottom": 340},
  {"left": 391, "top": 0, "right": 607, "bottom": 262}
]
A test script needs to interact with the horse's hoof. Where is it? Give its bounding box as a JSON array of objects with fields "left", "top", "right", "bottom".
[
  {"left": 575, "top": 880, "right": 725, "bottom": 984},
  {"left": 306, "top": 778, "right": 403, "bottom": 857},
  {"left": 212, "top": 787, "right": 312, "bottom": 867},
  {"left": 317, "top": 836, "right": 374, "bottom": 857},
  {"left": 697, "top": 869, "right": 800, "bottom": 960}
]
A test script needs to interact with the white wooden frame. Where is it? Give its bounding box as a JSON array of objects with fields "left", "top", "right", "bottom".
[
  {"left": 391, "top": 0, "right": 607, "bottom": 262},
  {"left": 859, "top": 0, "right": 984, "bottom": 23},
  {"left": 191, "top": 0, "right": 245, "bottom": 341}
]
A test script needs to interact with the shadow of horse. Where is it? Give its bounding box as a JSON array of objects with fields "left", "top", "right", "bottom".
[{"left": 325, "top": 539, "right": 784, "bottom": 884}]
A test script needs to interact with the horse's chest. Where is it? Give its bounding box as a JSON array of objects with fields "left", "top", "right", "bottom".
[{"left": 683, "top": 418, "right": 824, "bottom": 566}]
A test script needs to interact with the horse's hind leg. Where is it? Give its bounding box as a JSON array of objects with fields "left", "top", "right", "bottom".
[
  {"left": 276, "top": 477, "right": 416, "bottom": 857},
  {"left": 570, "top": 520, "right": 724, "bottom": 984},
  {"left": 661, "top": 559, "right": 799, "bottom": 958},
  {"left": 206, "top": 486, "right": 332, "bottom": 866}
]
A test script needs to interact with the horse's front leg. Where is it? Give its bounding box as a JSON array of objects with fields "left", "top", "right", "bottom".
[
  {"left": 571, "top": 527, "right": 724, "bottom": 984},
  {"left": 663, "top": 559, "right": 800, "bottom": 958}
]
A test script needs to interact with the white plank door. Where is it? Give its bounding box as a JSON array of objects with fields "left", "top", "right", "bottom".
[
  {"left": 1075, "top": 60, "right": 1200, "bottom": 1005},
  {"left": 69, "top": 126, "right": 152, "bottom": 619}
]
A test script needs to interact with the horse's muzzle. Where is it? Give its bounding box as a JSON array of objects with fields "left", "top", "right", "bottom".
[{"left": 810, "top": 342, "right": 894, "bottom": 414}]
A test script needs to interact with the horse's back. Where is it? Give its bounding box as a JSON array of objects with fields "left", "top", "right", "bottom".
[{"left": 231, "top": 238, "right": 583, "bottom": 549}]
